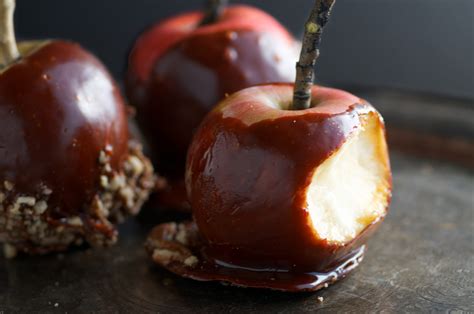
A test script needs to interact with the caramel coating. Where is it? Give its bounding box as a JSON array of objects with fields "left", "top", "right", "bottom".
[
  {"left": 126, "top": 5, "right": 299, "bottom": 178},
  {"left": 186, "top": 84, "right": 391, "bottom": 272},
  {"left": 0, "top": 41, "right": 154, "bottom": 255},
  {"left": 146, "top": 221, "right": 365, "bottom": 292},
  {"left": 146, "top": 85, "right": 391, "bottom": 291}
]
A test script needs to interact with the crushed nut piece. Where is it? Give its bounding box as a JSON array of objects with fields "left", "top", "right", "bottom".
[
  {"left": 153, "top": 249, "right": 179, "bottom": 265},
  {"left": 16, "top": 196, "right": 36, "bottom": 206},
  {"left": 184, "top": 256, "right": 198, "bottom": 267},
  {"left": 109, "top": 175, "right": 125, "bottom": 191},
  {"left": 100, "top": 175, "right": 109, "bottom": 188},
  {"left": 119, "top": 187, "right": 134, "bottom": 209},
  {"left": 42, "top": 187, "right": 53, "bottom": 195},
  {"left": 34, "top": 201, "right": 48, "bottom": 215},
  {"left": 127, "top": 155, "right": 144, "bottom": 175},
  {"left": 4, "top": 181, "right": 13, "bottom": 191},
  {"left": 175, "top": 227, "right": 188, "bottom": 245},
  {"left": 104, "top": 164, "right": 112, "bottom": 173},
  {"left": 67, "top": 217, "right": 83, "bottom": 227},
  {"left": 9, "top": 203, "right": 20, "bottom": 215},
  {"left": 0, "top": 141, "right": 155, "bottom": 256},
  {"left": 98, "top": 151, "right": 108, "bottom": 164}
]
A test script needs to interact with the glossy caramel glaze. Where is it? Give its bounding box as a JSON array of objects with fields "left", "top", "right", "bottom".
[
  {"left": 127, "top": 5, "right": 298, "bottom": 180},
  {"left": 146, "top": 221, "right": 365, "bottom": 292},
  {"left": 0, "top": 40, "right": 129, "bottom": 218},
  {"left": 126, "top": 5, "right": 295, "bottom": 108},
  {"left": 144, "top": 30, "right": 297, "bottom": 177},
  {"left": 186, "top": 84, "right": 391, "bottom": 272}
]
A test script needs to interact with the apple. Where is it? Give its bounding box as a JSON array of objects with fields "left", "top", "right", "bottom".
[
  {"left": 0, "top": 0, "right": 154, "bottom": 257},
  {"left": 126, "top": 4, "right": 300, "bottom": 208},
  {"left": 186, "top": 83, "right": 391, "bottom": 273},
  {"left": 145, "top": 84, "right": 391, "bottom": 291}
]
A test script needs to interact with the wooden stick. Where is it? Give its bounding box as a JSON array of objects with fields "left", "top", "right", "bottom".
[
  {"left": 199, "top": 0, "right": 228, "bottom": 26},
  {"left": 292, "top": 0, "right": 336, "bottom": 110},
  {"left": 0, "top": 0, "right": 19, "bottom": 68}
]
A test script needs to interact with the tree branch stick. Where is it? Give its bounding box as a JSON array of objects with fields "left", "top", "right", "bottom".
[
  {"left": 292, "top": 0, "right": 336, "bottom": 110},
  {"left": 199, "top": 0, "right": 228, "bottom": 26},
  {"left": 0, "top": 0, "right": 19, "bottom": 68}
]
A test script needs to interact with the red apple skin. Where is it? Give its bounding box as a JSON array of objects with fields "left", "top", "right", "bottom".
[
  {"left": 126, "top": 4, "right": 295, "bottom": 108},
  {"left": 186, "top": 84, "right": 391, "bottom": 272},
  {"left": 126, "top": 5, "right": 299, "bottom": 178}
]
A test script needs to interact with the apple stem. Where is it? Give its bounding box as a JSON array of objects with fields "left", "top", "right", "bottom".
[
  {"left": 199, "top": 0, "right": 228, "bottom": 26},
  {"left": 292, "top": 0, "right": 336, "bottom": 110},
  {"left": 0, "top": 0, "right": 20, "bottom": 69}
]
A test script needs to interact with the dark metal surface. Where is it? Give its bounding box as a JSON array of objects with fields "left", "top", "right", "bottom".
[
  {"left": 1, "top": 91, "right": 473, "bottom": 312},
  {"left": 1, "top": 153, "right": 472, "bottom": 312}
]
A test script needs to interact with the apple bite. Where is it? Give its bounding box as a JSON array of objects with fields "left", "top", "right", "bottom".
[{"left": 306, "top": 108, "right": 390, "bottom": 244}]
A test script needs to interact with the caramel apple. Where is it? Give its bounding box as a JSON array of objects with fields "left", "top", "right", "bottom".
[
  {"left": 126, "top": 1, "right": 299, "bottom": 210},
  {"left": 146, "top": 0, "right": 392, "bottom": 292},
  {"left": 186, "top": 83, "right": 391, "bottom": 269},
  {"left": 0, "top": 0, "right": 155, "bottom": 257}
]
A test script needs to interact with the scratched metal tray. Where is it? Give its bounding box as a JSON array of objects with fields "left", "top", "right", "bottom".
[{"left": 1, "top": 89, "right": 473, "bottom": 312}]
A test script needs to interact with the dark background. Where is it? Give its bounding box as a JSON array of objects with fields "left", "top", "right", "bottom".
[{"left": 14, "top": 0, "right": 474, "bottom": 99}]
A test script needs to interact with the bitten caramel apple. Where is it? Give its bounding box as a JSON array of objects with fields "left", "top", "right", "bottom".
[
  {"left": 146, "top": 0, "right": 392, "bottom": 291},
  {"left": 0, "top": 0, "right": 155, "bottom": 257},
  {"left": 187, "top": 83, "right": 391, "bottom": 269},
  {"left": 126, "top": 1, "right": 299, "bottom": 210}
]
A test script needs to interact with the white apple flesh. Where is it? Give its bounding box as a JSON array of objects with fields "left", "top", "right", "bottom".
[{"left": 307, "top": 113, "right": 390, "bottom": 243}]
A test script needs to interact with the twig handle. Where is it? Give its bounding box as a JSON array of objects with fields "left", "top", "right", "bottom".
[
  {"left": 292, "top": 0, "right": 336, "bottom": 110},
  {"left": 0, "top": 0, "right": 19, "bottom": 68},
  {"left": 199, "top": 0, "right": 228, "bottom": 26}
]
